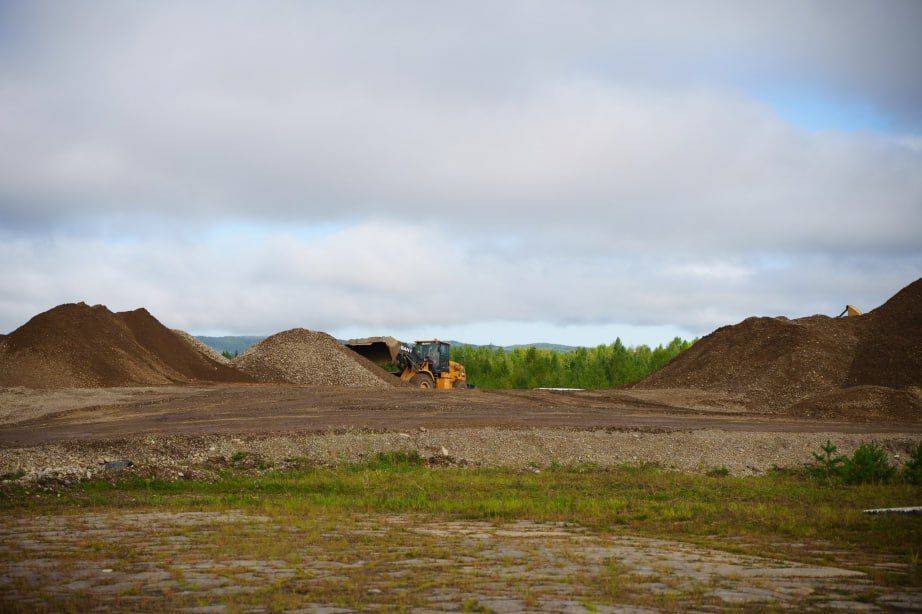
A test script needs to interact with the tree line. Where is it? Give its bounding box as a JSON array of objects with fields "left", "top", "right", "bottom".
[{"left": 450, "top": 337, "right": 694, "bottom": 389}]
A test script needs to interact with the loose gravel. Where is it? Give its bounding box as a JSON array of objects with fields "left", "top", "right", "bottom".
[
  {"left": 2, "top": 428, "right": 919, "bottom": 483},
  {"left": 232, "top": 329, "right": 395, "bottom": 387}
]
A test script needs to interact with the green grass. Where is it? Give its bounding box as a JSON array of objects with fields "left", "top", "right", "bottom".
[
  {"left": 2, "top": 461, "right": 919, "bottom": 570},
  {"left": 2, "top": 461, "right": 919, "bottom": 611}
]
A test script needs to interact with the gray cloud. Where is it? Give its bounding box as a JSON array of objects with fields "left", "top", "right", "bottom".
[
  {"left": 0, "top": 222, "right": 918, "bottom": 338},
  {"left": 0, "top": 2, "right": 920, "bottom": 338},
  {"left": 2, "top": 74, "right": 920, "bottom": 252}
]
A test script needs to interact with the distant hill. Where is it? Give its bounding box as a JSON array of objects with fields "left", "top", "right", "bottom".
[
  {"left": 197, "top": 335, "right": 580, "bottom": 356},
  {"left": 448, "top": 340, "right": 578, "bottom": 352},
  {"left": 505, "top": 342, "right": 578, "bottom": 352},
  {"left": 196, "top": 335, "right": 266, "bottom": 356}
]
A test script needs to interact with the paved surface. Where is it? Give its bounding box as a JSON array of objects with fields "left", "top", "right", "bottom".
[{"left": 1, "top": 384, "right": 919, "bottom": 447}]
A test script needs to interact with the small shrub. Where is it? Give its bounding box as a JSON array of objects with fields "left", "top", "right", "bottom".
[
  {"left": 900, "top": 443, "right": 922, "bottom": 485},
  {"left": 706, "top": 466, "right": 730, "bottom": 477},
  {"left": 806, "top": 441, "right": 897, "bottom": 484},
  {"left": 807, "top": 440, "right": 845, "bottom": 481},
  {"left": 840, "top": 443, "right": 896, "bottom": 484}
]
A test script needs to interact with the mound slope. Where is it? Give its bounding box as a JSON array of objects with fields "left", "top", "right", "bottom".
[
  {"left": 0, "top": 303, "right": 252, "bottom": 388},
  {"left": 845, "top": 280, "right": 922, "bottom": 390},
  {"left": 637, "top": 279, "right": 921, "bottom": 417},
  {"left": 781, "top": 385, "right": 921, "bottom": 423},
  {"left": 231, "top": 328, "right": 400, "bottom": 387},
  {"left": 173, "top": 329, "right": 230, "bottom": 365}
]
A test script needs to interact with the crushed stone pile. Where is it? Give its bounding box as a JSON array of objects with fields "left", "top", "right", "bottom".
[
  {"left": 232, "top": 328, "right": 401, "bottom": 387},
  {"left": 172, "top": 329, "right": 230, "bottom": 365},
  {"left": 0, "top": 303, "right": 252, "bottom": 389},
  {"left": 637, "top": 278, "right": 921, "bottom": 419}
]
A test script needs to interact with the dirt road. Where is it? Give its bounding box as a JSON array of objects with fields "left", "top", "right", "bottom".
[{"left": 1, "top": 384, "right": 919, "bottom": 447}]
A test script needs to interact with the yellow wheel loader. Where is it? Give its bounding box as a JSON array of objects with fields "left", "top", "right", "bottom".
[
  {"left": 837, "top": 304, "right": 863, "bottom": 317},
  {"left": 346, "top": 337, "right": 468, "bottom": 389},
  {"left": 396, "top": 339, "right": 468, "bottom": 389}
]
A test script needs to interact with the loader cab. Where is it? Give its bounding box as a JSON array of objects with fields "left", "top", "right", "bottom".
[{"left": 413, "top": 340, "right": 451, "bottom": 374}]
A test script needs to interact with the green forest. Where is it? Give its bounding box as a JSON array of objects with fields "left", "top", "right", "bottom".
[{"left": 450, "top": 337, "right": 694, "bottom": 389}]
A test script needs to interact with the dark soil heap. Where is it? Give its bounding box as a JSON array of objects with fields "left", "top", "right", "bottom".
[
  {"left": 232, "top": 328, "right": 402, "bottom": 388},
  {"left": 0, "top": 303, "right": 252, "bottom": 388},
  {"left": 637, "top": 279, "right": 922, "bottom": 418},
  {"left": 845, "top": 280, "right": 922, "bottom": 390}
]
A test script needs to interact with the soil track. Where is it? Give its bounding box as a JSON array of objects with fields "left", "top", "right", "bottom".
[{"left": 1, "top": 384, "right": 919, "bottom": 447}]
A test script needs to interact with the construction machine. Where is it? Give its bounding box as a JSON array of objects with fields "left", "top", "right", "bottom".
[
  {"left": 837, "top": 305, "right": 863, "bottom": 317},
  {"left": 346, "top": 337, "right": 468, "bottom": 389}
]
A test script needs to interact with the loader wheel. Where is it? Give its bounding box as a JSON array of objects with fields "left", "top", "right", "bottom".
[{"left": 410, "top": 373, "right": 435, "bottom": 389}]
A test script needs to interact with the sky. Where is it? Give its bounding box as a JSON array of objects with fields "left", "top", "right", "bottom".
[{"left": 1, "top": 1, "right": 920, "bottom": 346}]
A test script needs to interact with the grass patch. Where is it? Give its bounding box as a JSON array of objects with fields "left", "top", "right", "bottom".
[{"left": 1, "top": 463, "right": 919, "bottom": 572}]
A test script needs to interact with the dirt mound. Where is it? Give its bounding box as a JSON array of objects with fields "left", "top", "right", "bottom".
[
  {"left": 637, "top": 314, "right": 860, "bottom": 410},
  {"left": 783, "top": 386, "right": 921, "bottom": 423},
  {"left": 0, "top": 303, "right": 252, "bottom": 388},
  {"left": 232, "top": 328, "right": 400, "bottom": 387},
  {"left": 637, "top": 279, "right": 921, "bottom": 414},
  {"left": 172, "top": 330, "right": 230, "bottom": 365},
  {"left": 845, "top": 279, "right": 922, "bottom": 389}
]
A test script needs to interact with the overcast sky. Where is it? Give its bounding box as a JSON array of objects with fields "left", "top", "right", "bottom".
[{"left": 1, "top": 1, "right": 920, "bottom": 345}]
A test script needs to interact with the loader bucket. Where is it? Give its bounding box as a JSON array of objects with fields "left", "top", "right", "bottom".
[{"left": 345, "top": 336, "right": 402, "bottom": 367}]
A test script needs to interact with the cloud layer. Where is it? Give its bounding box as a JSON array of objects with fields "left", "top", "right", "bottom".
[
  {"left": 1, "top": 2, "right": 920, "bottom": 341},
  {"left": 2, "top": 222, "right": 917, "bottom": 341}
]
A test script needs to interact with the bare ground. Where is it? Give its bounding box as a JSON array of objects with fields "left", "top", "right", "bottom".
[
  {"left": 0, "top": 385, "right": 206, "bottom": 426},
  {"left": 0, "top": 384, "right": 920, "bottom": 478},
  {"left": 1, "top": 384, "right": 920, "bottom": 612},
  {"left": 1, "top": 384, "right": 919, "bottom": 448},
  {"left": 0, "top": 511, "right": 917, "bottom": 611}
]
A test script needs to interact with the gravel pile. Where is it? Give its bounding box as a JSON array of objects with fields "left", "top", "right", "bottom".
[
  {"left": 637, "top": 278, "right": 921, "bottom": 417},
  {"left": 638, "top": 314, "right": 860, "bottom": 410},
  {"left": 172, "top": 329, "right": 229, "bottom": 365},
  {"left": 846, "top": 278, "right": 922, "bottom": 390},
  {"left": 0, "top": 303, "right": 251, "bottom": 389},
  {"left": 232, "top": 328, "right": 398, "bottom": 387}
]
